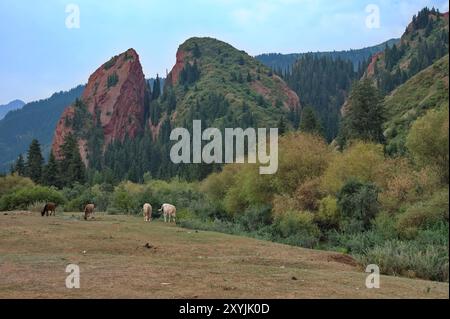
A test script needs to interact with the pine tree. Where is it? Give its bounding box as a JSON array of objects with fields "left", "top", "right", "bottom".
[
  {"left": 26, "top": 139, "right": 44, "bottom": 183},
  {"left": 14, "top": 154, "right": 26, "bottom": 176},
  {"left": 278, "top": 117, "right": 287, "bottom": 135},
  {"left": 42, "top": 152, "right": 60, "bottom": 187},
  {"left": 60, "top": 133, "right": 86, "bottom": 186},
  {"left": 152, "top": 75, "right": 161, "bottom": 100},
  {"left": 338, "top": 79, "right": 385, "bottom": 147},
  {"left": 300, "top": 107, "right": 323, "bottom": 136}
]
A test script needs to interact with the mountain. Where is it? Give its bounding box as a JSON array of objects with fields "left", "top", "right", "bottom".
[
  {"left": 365, "top": 8, "right": 449, "bottom": 94},
  {"left": 163, "top": 37, "right": 300, "bottom": 130},
  {"left": 256, "top": 39, "right": 399, "bottom": 72},
  {"left": 52, "top": 37, "right": 300, "bottom": 182},
  {"left": 0, "top": 86, "right": 84, "bottom": 173},
  {"left": 0, "top": 100, "right": 25, "bottom": 120},
  {"left": 384, "top": 54, "right": 449, "bottom": 155},
  {"left": 52, "top": 49, "right": 148, "bottom": 167}
]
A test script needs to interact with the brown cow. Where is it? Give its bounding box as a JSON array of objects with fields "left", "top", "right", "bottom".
[
  {"left": 42, "top": 203, "right": 57, "bottom": 217},
  {"left": 84, "top": 204, "right": 95, "bottom": 220}
]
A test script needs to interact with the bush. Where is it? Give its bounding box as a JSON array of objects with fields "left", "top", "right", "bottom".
[
  {"left": 236, "top": 204, "right": 273, "bottom": 232},
  {"left": 315, "top": 196, "right": 340, "bottom": 230},
  {"left": 0, "top": 174, "right": 34, "bottom": 198},
  {"left": 322, "top": 142, "right": 386, "bottom": 193},
  {"left": 357, "top": 240, "right": 449, "bottom": 282},
  {"left": 0, "top": 186, "right": 65, "bottom": 211},
  {"left": 273, "top": 211, "right": 321, "bottom": 248},
  {"left": 27, "top": 201, "right": 48, "bottom": 213},
  {"left": 396, "top": 189, "right": 449, "bottom": 239},
  {"left": 326, "top": 230, "right": 385, "bottom": 255},
  {"left": 406, "top": 107, "right": 449, "bottom": 183},
  {"left": 337, "top": 180, "right": 380, "bottom": 232}
]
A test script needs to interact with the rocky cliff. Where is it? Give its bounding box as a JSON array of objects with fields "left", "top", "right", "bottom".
[{"left": 52, "top": 49, "right": 147, "bottom": 164}]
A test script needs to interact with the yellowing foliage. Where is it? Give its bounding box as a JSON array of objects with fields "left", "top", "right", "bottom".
[{"left": 321, "top": 142, "right": 386, "bottom": 193}]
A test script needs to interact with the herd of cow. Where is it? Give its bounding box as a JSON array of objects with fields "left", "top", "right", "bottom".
[{"left": 41, "top": 202, "right": 177, "bottom": 223}]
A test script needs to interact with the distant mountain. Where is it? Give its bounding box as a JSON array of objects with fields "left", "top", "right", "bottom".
[
  {"left": 0, "top": 85, "right": 84, "bottom": 172},
  {"left": 256, "top": 39, "right": 399, "bottom": 72},
  {"left": 0, "top": 100, "right": 25, "bottom": 120}
]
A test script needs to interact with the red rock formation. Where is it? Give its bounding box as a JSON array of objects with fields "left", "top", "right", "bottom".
[
  {"left": 167, "top": 50, "right": 188, "bottom": 86},
  {"left": 366, "top": 52, "right": 382, "bottom": 77},
  {"left": 52, "top": 49, "right": 147, "bottom": 165}
]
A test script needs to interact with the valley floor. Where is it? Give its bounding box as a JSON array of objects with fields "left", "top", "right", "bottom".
[{"left": 0, "top": 211, "right": 448, "bottom": 299}]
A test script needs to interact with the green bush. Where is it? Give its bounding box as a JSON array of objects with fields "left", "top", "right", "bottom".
[
  {"left": 357, "top": 239, "right": 449, "bottom": 282},
  {"left": 337, "top": 180, "right": 380, "bottom": 232},
  {"left": 0, "top": 186, "right": 65, "bottom": 211},
  {"left": 236, "top": 205, "right": 273, "bottom": 232},
  {"left": 315, "top": 196, "right": 340, "bottom": 230},
  {"left": 0, "top": 174, "right": 34, "bottom": 198},
  {"left": 273, "top": 211, "right": 321, "bottom": 248},
  {"left": 326, "top": 229, "right": 385, "bottom": 255},
  {"left": 396, "top": 189, "right": 449, "bottom": 239}
]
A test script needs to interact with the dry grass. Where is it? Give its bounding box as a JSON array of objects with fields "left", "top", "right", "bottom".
[{"left": 0, "top": 211, "right": 448, "bottom": 299}]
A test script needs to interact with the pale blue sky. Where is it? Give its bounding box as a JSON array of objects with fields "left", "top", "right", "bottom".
[{"left": 0, "top": 0, "right": 448, "bottom": 104}]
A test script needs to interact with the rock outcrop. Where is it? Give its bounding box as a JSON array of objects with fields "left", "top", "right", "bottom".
[{"left": 52, "top": 49, "right": 147, "bottom": 164}]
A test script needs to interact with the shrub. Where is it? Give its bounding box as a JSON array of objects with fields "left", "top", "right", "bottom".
[
  {"left": 0, "top": 174, "right": 34, "bottom": 198},
  {"left": 272, "top": 133, "right": 330, "bottom": 195},
  {"left": 337, "top": 180, "right": 380, "bottom": 232},
  {"left": 0, "top": 186, "right": 65, "bottom": 211},
  {"left": 236, "top": 204, "right": 273, "bottom": 232},
  {"left": 396, "top": 189, "right": 449, "bottom": 239},
  {"left": 27, "top": 201, "right": 48, "bottom": 213},
  {"left": 372, "top": 212, "right": 398, "bottom": 240},
  {"left": 357, "top": 240, "right": 449, "bottom": 282},
  {"left": 406, "top": 107, "right": 449, "bottom": 183},
  {"left": 315, "top": 196, "right": 340, "bottom": 230},
  {"left": 293, "top": 178, "right": 324, "bottom": 212},
  {"left": 322, "top": 142, "right": 386, "bottom": 193},
  {"left": 273, "top": 211, "right": 321, "bottom": 248},
  {"left": 326, "top": 230, "right": 385, "bottom": 255}
]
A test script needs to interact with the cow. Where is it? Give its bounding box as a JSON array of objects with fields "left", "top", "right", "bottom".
[
  {"left": 143, "top": 203, "right": 152, "bottom": 222},
  {"left": 84, "top": 204, "right": 95, "bottom": 220},
  {"left": 41, "top": 203, "right": 57, "bottom": 217},
  {"left": 159, "top": 203, "right": 176, "bottom": 223}
]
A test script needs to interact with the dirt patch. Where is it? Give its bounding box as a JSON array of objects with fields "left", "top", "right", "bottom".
[{"left": 327, "top": 254, "right": 358, "bottom": 267}]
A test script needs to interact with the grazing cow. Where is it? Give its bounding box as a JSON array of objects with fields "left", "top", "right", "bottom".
[
  {"left": 159, "top": 204, "right": 176, "bottom": 223},
  {"left": 143, "top": 203, "right": 152, "bottom": 222},
  {"left": 41, "top": 203, "right": 57, "bottom": 217},
  {"left": 84, "top": 204, "right": 95, "bottom": 220}
]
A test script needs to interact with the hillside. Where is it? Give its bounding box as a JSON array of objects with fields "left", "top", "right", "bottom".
[
  {"left": 256, "top": 38, "right": 399, "bottom": 72},
  {"left": 0, "top": 211, "right": 448, "bottom": 299},
  {"left": 0, "top": 86, "right": 84, "bottom": 173},
  {"left": 384, "top": 55, "right": 449, "bottom": 155},
  {"left": 366, "top": 8, "right": 449, "bottom": 94},
  {"left": 54, "top": 37, "right": 301, "bottom": 182},
  {"left": 0, "top": 100, "right": 25, "bottom": 120},
  {"left": 163, "top": 37, "right": 300, "bottom": 130}
]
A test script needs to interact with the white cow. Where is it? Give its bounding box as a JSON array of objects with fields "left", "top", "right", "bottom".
[
  {"left": 159, "top": 204, "right": 176, "bottom": 223},
  {"left": 143, "top": 203, "right": 152, "bottom": 222}
]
